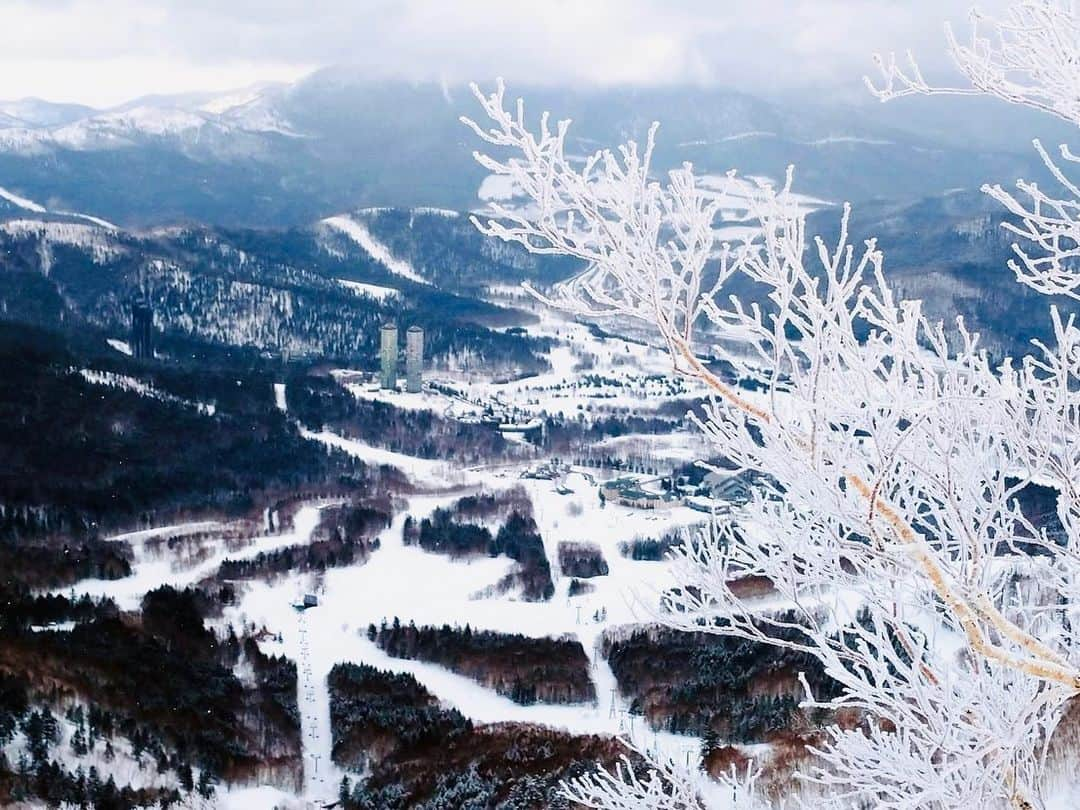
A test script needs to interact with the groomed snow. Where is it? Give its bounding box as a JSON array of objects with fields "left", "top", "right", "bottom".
[
  {"left": 231, "top": 489, "right": 705, "bottom": 803},
  {"left": 64, "top": 505, "right": 326, "bottom": 612},
  {"left": 0, "top": 184, "right": 46, "bottom": 212},
  {"left": 106, "top": 338, "right": 133, "bottom": 356},
  {"left": 298, "top": 426, "right": 454, "bottom": 487},
  {"left": 78, "top": 368, "right": 216, "bottom": 415},
  {"left": 322, "top": 215, "right": 428, "bottom": 285},
  {"left": 55, "top": 209, "right": 119, "bottom": 229},
  {"left": 336, "top": 278, "right": 400, "bottom": 301},
  {"left": 0, "top": 181, "right": 120, "bottom": 227}
]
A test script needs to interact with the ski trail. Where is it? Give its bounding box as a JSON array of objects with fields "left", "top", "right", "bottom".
[
  {"left": 0, "top": 184, "right": 118, "bottom": 228},
  {"left": 296, "top": 608, "right": 343, "bottom": 803},
  {"left": 321, "top": 215, "right": 428, "bottom": 285}
]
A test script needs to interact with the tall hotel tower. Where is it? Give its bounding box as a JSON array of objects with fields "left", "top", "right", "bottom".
[
  {"left": 405, "top": 325, "right": 424, "bottom": 393},
  {"left": 379, "top": 322, "right": 398, "bottom": 389}
]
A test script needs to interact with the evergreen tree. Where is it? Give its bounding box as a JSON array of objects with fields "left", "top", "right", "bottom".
[
  {"left": 71, "top": 724, "right": 88, "bottom": 756},
  {"left": 197, "top": 768, "right": 216, "bottom": 798},
  {"left": 700, "top": 727, "right": 721, "bottom": 759},
  {"left": 178, "top": 763, "right": 194, "bottom": 792}
]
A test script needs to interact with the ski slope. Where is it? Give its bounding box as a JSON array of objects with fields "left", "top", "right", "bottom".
[
  {"left": 0, "top": 183, "right": 118, "bottom": 228},
  {"left": 231, "top": 489, "right": 705, "bottom": 804},
  {"left": 0, "top": 184, "right": 46, "bottom": 212},
  {"left": 322, "top": 215, "right": 428, "bottom": 285}
]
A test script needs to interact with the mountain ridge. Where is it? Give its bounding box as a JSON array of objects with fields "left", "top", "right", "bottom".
[{"left": 0, "top": 73, "right": 1061, "bottom": 228}]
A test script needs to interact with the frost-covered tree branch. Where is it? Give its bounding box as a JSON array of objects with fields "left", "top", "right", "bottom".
[
  {"left": 463, "top": 79, "right": 1080, "bottom": 809},
  {"left": 984, "top": 139, "right": 1080, "bottom": 300},
  {"left": 561, "top": 744, "right": 769, "bottom": 810},
  {"left": 866, "top": 2, "right": 1080, "bottom": 126},
  {"left": 868, "top": 1, "right": 1080, "bottom": 300}
]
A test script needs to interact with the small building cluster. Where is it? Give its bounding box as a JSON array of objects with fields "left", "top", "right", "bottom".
[
  {"left": 597, "top": 469, "right": 768, "bottom": 513},
  {"left": 379, "top": 322, "right": 424, "bottom": 392},
  {"left": 520, "top": 460, "right": 570, "bottom": 481},
  {"left": 600, "top": 477, "right": 679, "bottom": 510}
]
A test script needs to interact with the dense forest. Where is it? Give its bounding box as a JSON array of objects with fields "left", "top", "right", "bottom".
[
  {"left": 0, "top": 586, "right": 301, "bottom": 807},
  {"left": 358, "top": 208, "right": 580, "bottom": 292},
  {"left": 557, "top": 542, "right": 609, "bottom": 579},
  {"left": 0, "top": 215, "right": 559, "bottom": 374},
  {"left": 214, "top": 500, "right": 393, "bottom": 584},
  {"left": 371, "top": 619, "right": 595, "bottom": 705},
  {"left": 543, "top": 413, "right": 684, "bottom": 455},
  {"left": 603, "top": 622, "right": 842, "bottom": 743},
  {"left": 329, "top": 663, "right": 629, "bottom": 810},
  {"left": 447, "top": 488, "right": 534, "bottom": 523},
  {"left": 0, "top": 320, "right": 369, "bottom": 546},
  {"left": 618, "top": 527, "right": 700, "bottom": 562}
]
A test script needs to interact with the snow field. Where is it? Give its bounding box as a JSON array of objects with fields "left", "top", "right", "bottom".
[
  {"left": 64, "top": 505, "right": 326, "bottom": 611},
  {"left": 229, "top": 484, "right": 710, "bottom": 800}
]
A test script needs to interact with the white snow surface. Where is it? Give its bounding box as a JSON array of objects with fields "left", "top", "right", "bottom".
[
  {"left": 200, "top": 86, "right": 272, "bottom": 115},
  {"left": 298, "top": 426, "right": 454, "bottom": 487},
  {"left": 336, "top": 278, "right": 400, "bottom": 300},
  {"left": 478, "top": 174, "right": 519, "bottom": 201},
  {"left": 55, "top": 209, "right": 119, "bottom": 229},
  {"left": 66, "top": 506, "right": 325, "bottom": 612},
  {"left": 52, "top": 447, "right": 714, "bottom": 805},
  {"left": 321, "top": 215, "right": 428, "bottom": 284},
  {"left": 231, "top": 487, "right": 707, "bottom": 803},
  {"left": 0, "top": 186, "right": 118, "bottom": 229},
  {"left": 0, "top": 184, "right": 46, "bottom": 212},
  {"left": 40, "top": 305, "right": 826, "bottom": 806},
  {"left": 0, "top": 220, "right": 122, "bottom": 268},
  {"left": 0, "top": 91, "right": 299, "bottom": 156},
  {"left": 413, "top": 206, "right": 460, "bottom": 217}
]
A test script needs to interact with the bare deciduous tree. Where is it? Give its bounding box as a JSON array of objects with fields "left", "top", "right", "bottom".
[
  {"left": 869, "top": 0, "right": 1080, "bottom": 301},
  {"left": 462, "top": 37, "right": 1080, "bottom": 804}
]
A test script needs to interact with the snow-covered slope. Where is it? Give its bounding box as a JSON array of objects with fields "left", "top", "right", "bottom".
[
  {"left": 0, "top": 98, "right": 96, "bottom": 128},
  {"left": 0, "top": 75, "right": 1060, "bottom": 228},
  {"left": 0, "top": 185, "right": 46, "bottom": 213},
  {"left": 0, "top": 185, "right": 117, "bottom": 229},
  {"left": 321, "top": 214, "right": 428, "bottom": 284},
  {"left": 0, "top": 220, "right": 123, "bottom": 271},
  {"left": 0, "top": 84, "right": 298, "bottom": 157},
  {"left": 337, "top": 279, "right": 399, "bottom": 301}
]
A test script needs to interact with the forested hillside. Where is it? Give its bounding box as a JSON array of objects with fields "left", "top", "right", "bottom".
[
  {"left": 0, "top": 320, "right": 364, "bottom": 544},
  {"left": 0, "top": 210, "right": 567, "bottom": 375}
]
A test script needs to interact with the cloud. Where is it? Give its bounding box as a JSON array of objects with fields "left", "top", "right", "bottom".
[{"left": 0, "top": 0, "right": 1009, "bottom": 107}]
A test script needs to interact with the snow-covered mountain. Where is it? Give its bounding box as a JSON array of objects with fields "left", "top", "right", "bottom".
[
  {"left": 0, "top": 84, "right": 298, "bottom": 158},
  {"left": 0, "top": 98, "right": 96, "bottom": 128},
  {"left": 0, "top": 72, "right": 1062, "bottom": 228}
]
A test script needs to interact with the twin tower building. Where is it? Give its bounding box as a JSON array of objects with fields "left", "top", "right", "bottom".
[{"left": 380, "top": 322, "right": 424, "bottom": 392}]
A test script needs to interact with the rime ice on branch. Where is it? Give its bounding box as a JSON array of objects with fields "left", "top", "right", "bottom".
[
  {"left": 868, "top": 1, "right": 1080, "bottom": 301},
  {"left": 463, "top": 77, "right": 1080, "bottom": 809}
]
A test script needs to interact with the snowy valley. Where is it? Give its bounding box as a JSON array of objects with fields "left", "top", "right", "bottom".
[{"left": 8, "top": 16, "right": 1080, "bottom": 807}]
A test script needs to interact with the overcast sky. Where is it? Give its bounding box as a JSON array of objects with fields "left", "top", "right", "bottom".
[{"left": 1, "top": 0, "right": 1007, "bottom": 107}]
